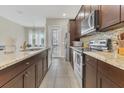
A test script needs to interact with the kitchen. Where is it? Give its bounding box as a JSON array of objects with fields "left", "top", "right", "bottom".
[{"left": 0, "top": 4, "right": 124, "bottom": 89}]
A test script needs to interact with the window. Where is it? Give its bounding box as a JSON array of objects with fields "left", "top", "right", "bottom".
[{"left": 28, "top": 28, "right": 45, "bottom": 47}]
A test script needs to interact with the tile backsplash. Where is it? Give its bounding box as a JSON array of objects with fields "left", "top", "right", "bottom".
[{"left": 80, "top": 27, "right": 124, "bottom": 50}]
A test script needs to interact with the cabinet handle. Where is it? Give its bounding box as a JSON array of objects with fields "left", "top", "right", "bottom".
[{"left": 26, "top": 62, "right": 30, "bottom": 65}]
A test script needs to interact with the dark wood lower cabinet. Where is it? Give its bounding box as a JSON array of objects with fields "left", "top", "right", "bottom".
[
  {"left": 1, "top": 49, "right": 49, "bottom": 88},
  {"left": 35, "top": 50, "right": 48, "bottom": 88},
  {"left": 69, "top": 48, "right": 74, "bottom": 69},
  {"left": 85, "top": 55, "right": 97, "bottom": 88},
  {"left": 84, "top": 54, "right": 124, "bottom": 88},
  {"left": 85, "top": 63, "right": 97, "bottom": 88},
  {"left": 2, "top": 72, "right": 24, "bottom": 88},
  {"left": 97, "top": 73, "right": 119, "bottom": 88},
  {"left": 24, "top": 64, "right": 36, "bottom": 88},
  {"left": 43, "top": 56, "right": 48, "bottom": 77},
  {"left": 36, "top": 59, "right": 43, "bottom": 87}
]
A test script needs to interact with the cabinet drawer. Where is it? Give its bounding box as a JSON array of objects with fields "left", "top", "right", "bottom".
[
  {"left": 98, "top": 60, "right": 124, "bottom": 87},
  {"left": 85, "top": 55, "right": 97, "bottom": 68}
]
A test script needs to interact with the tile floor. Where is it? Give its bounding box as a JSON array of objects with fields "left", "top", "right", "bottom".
[{"left": 39, "top": 58, "right": 81, "bottom": 88}]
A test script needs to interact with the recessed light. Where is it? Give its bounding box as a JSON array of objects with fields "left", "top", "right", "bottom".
[{"left": 62, "top": 13, "right": 66, "bottom": 17}]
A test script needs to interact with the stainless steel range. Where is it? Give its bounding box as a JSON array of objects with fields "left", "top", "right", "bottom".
[{"left": 72, "top": 47, "right": 85, "bottom": 88}]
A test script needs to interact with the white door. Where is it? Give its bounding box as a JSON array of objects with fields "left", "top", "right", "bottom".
[{"left": 49, "top": 26, "right": 62, "bottom": 57}]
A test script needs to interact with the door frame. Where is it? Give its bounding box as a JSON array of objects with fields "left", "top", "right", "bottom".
[{"left": 48, "top": 25, "right": 62, "bottom": 57}]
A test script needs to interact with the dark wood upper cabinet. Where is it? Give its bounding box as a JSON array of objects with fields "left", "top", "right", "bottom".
[
  {"left": 84, "top": 5, "right": 91, "bottom": 18},
  {"left": 121, "top": 5, "right": 124, "bottom": 22},
  {"left": 69, "top": 20, "right": 76, "bottom": 46},
  {"left": 91, "top": 5, "right": 100, "bottom": 11},
  {"left": 80, "top": 6, "right": 85, "bottom": 20},
  {"left": 100, "top": 5, "right": 120, "bottom": 29},
  {"left": 76, "top": 13, "right": 81, "bottom": 38}
]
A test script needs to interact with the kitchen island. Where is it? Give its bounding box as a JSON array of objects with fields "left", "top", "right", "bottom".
[{"left": 0, "top": 48, "right": 49, "bottom": 88}]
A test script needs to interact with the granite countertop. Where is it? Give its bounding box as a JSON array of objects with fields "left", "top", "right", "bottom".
[
  {"left": 0, "top": 48, "right": 49, "bottom": 71},
  {"left": 83, "top": 51, "right": 124, "bottom": 70}
]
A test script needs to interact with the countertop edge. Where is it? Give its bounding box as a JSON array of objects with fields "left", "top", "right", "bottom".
[
  {"left": 83, "top": 51, "right": 124, "bottom": 70},
  {"left": 0, "top": 48, "right": 49, "bottom": 71}
]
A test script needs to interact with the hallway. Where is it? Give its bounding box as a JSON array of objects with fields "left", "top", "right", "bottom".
[{"left": 40, "top": 58, "right": 81, "bottom": 88}]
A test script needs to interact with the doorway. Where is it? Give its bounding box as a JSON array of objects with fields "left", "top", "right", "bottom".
[{"left": 49, "top": 26, "right": 62, "bottom": 58}]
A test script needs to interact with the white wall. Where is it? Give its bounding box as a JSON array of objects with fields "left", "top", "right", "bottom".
[
  {"left": 46, "top": 18, "right": 69, "bottom": 57},
  {"left": 0, "top": 16, "right": 25, "bottom": 51}
]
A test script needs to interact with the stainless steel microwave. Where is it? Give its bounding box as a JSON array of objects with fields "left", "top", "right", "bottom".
[{"left": 81, "top": 10, "right": 100, "bottom": 36}]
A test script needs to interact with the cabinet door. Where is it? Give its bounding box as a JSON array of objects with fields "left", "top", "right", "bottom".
[
  {"left": 75, "top": 13, "right": 81, "bottom": 38},
  {"left": 121, "top": 5, "right": 124, "bottom": 22},
  {"left": 2, "top": 73, "right": 24, "bottom": 88},
  {"left": 43, "top": 56, "right": 48, "bottom": 76},
  {"left": 69, "top": 48, "right": 74, "bottom": 69},
  {"left": 69, "top": 20, "right": 76, "bottom": 46},
  {"left": 36, "top": 59, "right": 43, "bottom": 87},
  {"left": 85, "top": 63, "right": 97, "bottom": 88},
  {"left": 98, "top": 73, "right": 120, "bottom": 88},
  {"left": 100, "top": 5, "right": 120, "bottom": 29},
  {"left": 24, "top": 64, "right": 36, "bottom": 88},
  {"left": 84, "top": 5, "right": 91, "bottom": 18},
  {"left": 91, "top": 5, "right": 100, "bottom": 11},
  {"left": 80, "top": 6, "right": 85, "bottom": 20}
]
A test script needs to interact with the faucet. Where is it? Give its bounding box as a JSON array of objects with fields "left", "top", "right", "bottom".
[{"left": 22, "top": 41, "right": 27, "bottom": 50}]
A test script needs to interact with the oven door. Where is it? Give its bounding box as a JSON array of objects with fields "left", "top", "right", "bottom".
[{"left": 75, "top": 51, "right": 83, "bottom": 79}]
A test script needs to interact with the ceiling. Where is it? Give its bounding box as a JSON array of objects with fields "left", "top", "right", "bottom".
[{"left": 0, "top": 5, "right": 81, "bottom": 27}]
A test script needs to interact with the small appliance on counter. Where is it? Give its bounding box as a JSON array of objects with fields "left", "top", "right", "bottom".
[
  {"left": 89, "top": 39, "right": 112, "bottom": 52},
  {"left": 73, "top": 41, "right": 83, "bottom": 47}
]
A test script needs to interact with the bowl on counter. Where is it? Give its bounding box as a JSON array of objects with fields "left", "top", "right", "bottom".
[{"left": 73, "top": 41, "right": 83, "bottom": 47}]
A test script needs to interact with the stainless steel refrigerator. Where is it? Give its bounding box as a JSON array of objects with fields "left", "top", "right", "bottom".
[{"left": 64, "top": 32, "right": 70, "bottom": 61}]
